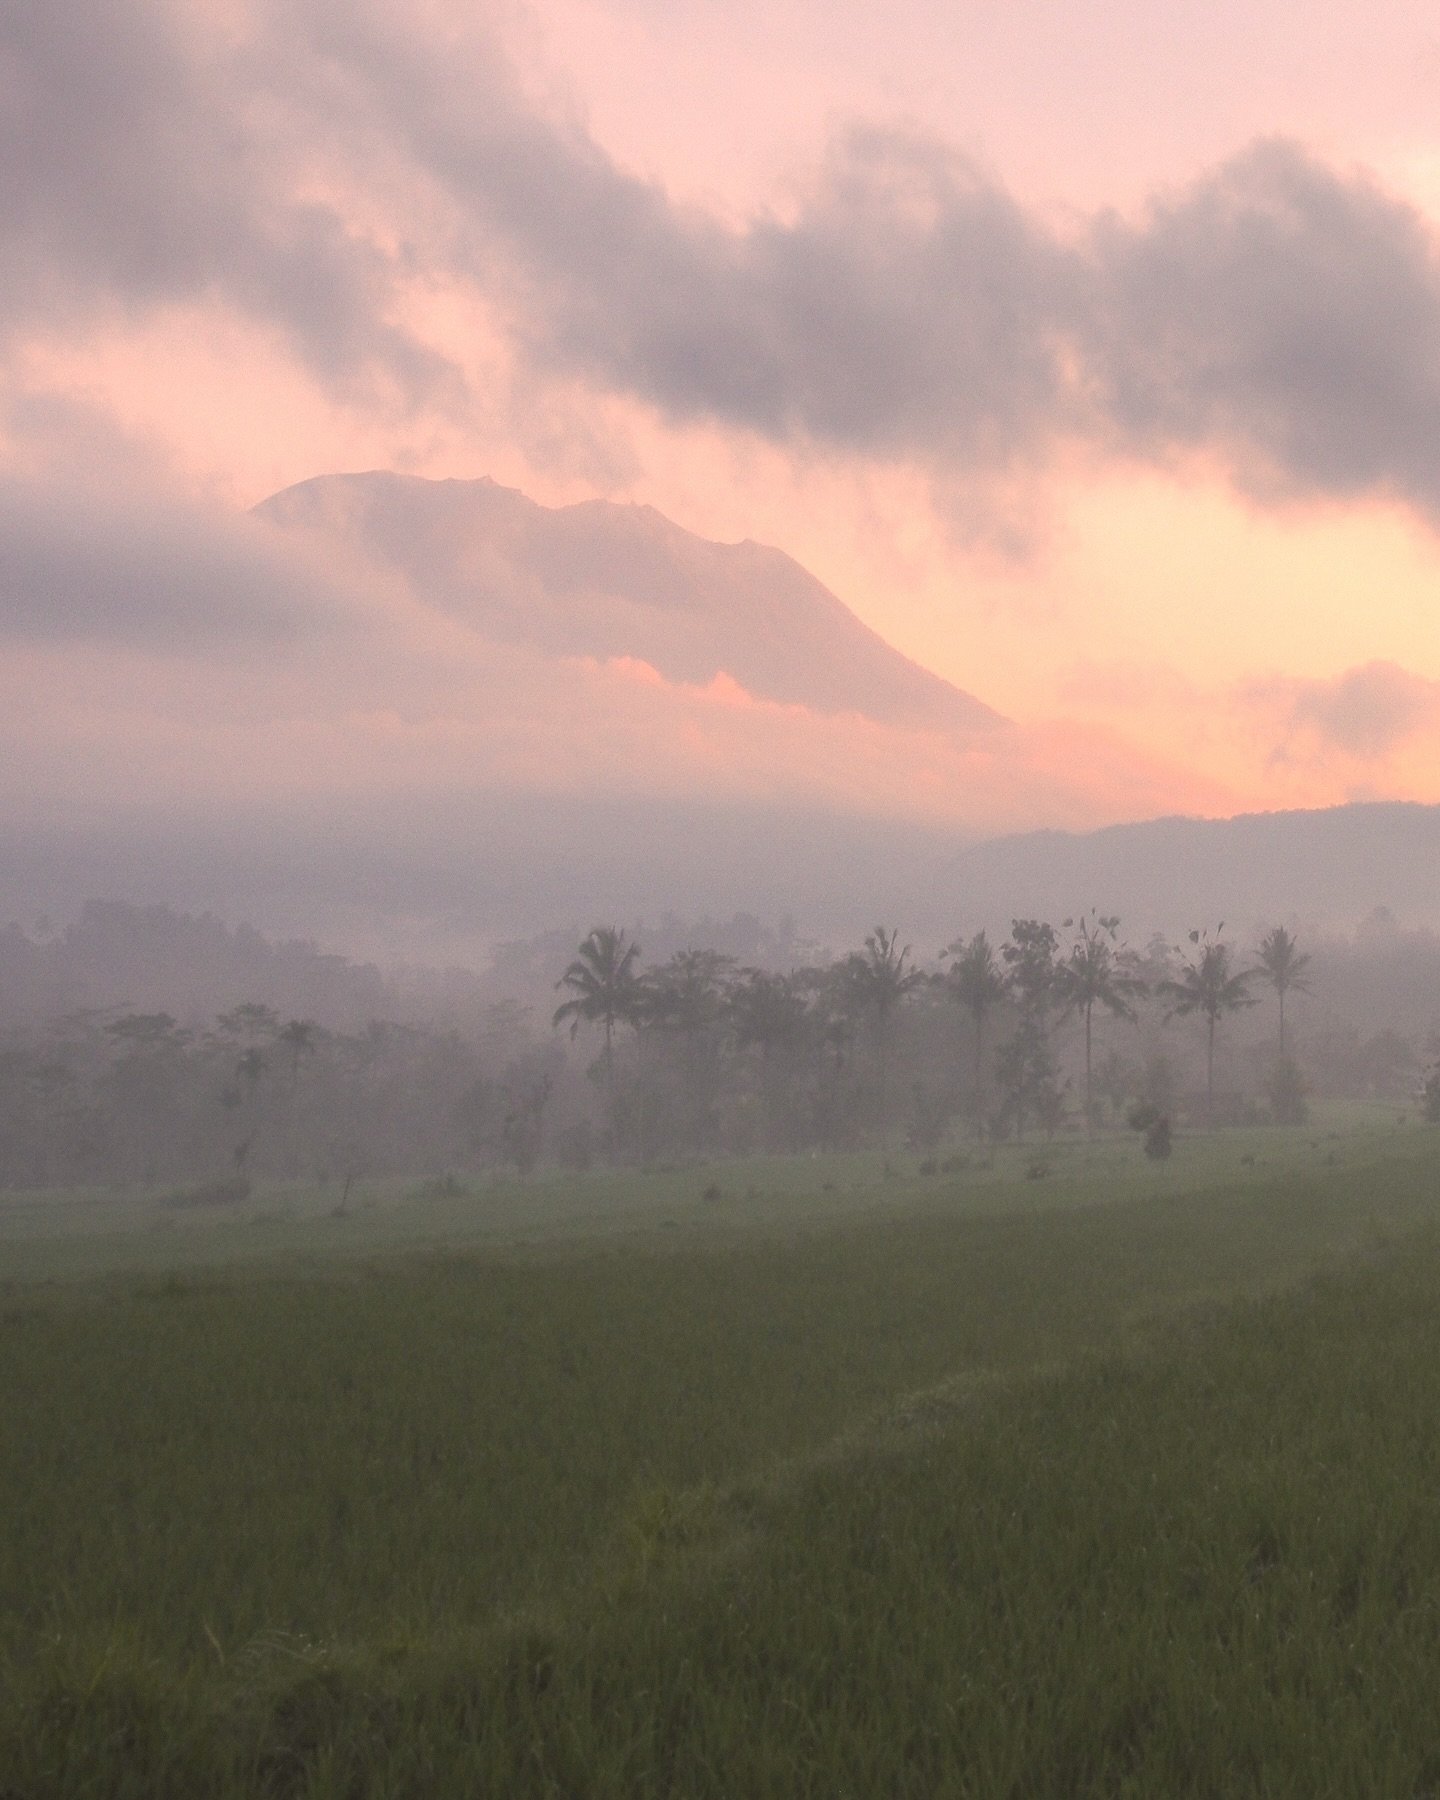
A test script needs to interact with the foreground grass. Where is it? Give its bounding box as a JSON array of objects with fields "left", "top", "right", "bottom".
[{"left": 3, "top": 1127, "right": 1440, "bottom": 1793}]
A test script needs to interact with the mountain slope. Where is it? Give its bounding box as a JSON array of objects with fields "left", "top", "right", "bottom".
[{"left": 255, "top": 472, "right": 1003, "bottom": 734}]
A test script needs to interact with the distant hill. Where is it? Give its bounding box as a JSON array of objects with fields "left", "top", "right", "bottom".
[
  {"left": 0, "top": 901, "right": 394, "bottom": 1031},
  {"left": 943, "top": 802, "right": 1440, "bottom": 940},
  {"left": 2, "top": 802, "right": 1437, "bottom": 979},
  {"left": 255, "top": 471, "right": 1002, "bottom": 735}
]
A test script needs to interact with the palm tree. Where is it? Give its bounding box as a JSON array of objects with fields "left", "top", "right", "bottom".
[
  {"left": 943, "top": 930, "right": 1008, "bottom": 1135},
  {"left": 1160, "top": 930, "right": 1258, "bottom": 1125},
  {"left": 552, "top": 927, "right": 642, "bottom": 1069},
  {"left": 1055, "top": 914, "right": 1148, "bottom": 1130},
  {"left": 845, "top": 927, "right": 924, "bottom": 1150},
  {"left": 1255, "top": 926, "right": 1312, "bottom": 1059},
  {"left": 276, "top": 1018, "right": 320, "bottom": 1173}
]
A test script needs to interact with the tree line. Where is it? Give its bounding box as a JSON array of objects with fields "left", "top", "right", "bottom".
[
  {"left": 0, "top": 1000, "right": 572, "bottom": 1193},
  {"left": 0, "top": 912, "right": 1436, "bottom": 1193},
  {"left": 550, "top": 918, "right": 1339, "bottom": 1165}
]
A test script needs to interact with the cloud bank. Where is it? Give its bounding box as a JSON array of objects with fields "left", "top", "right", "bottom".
[
  {"left": 0, "top": 466, "right": 364, "bottom": 649},
  {"left": 7, "top": 1, "right": 1440, "bottom": 529}
]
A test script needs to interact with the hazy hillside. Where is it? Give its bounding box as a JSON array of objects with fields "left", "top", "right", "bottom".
[
  {"left": 2, "top": 800, "right": 1437, "bottom": 968},
  {"left": 945, "top": 802, "right": 1440, "bottom": 940},
  {"left": 255, "top": 472, "right": 1002, "bottom": 734},
  {"left": 0, "top": 902, "right": 395, "bottom": 1031},
  {"left": 0, "top": 797, "right": 968, "bottom": 964}
]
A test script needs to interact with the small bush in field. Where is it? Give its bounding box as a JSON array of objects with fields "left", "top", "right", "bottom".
[
  {"left": 1127, "top": 1100, "right": 1172, "bottom": 1160},
  {"left": 160, "top": 1177, "right": 251, "bottom": 1210}
]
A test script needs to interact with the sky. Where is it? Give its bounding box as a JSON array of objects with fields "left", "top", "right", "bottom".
[{"left": 5, "top": 0, "right": 1440, "bottom": 903}]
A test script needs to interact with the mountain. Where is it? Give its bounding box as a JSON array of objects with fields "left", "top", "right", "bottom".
[
  {"left": 254, "top": 471, "right": 1002, "bottom": 735},
  {"left": 4, "top": 472, "right": 1433, "bottom": 965}
]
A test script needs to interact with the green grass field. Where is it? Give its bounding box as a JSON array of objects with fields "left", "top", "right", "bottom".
[{"left": 3, "top": 1113, "right": 1440, "bottom": 1795}]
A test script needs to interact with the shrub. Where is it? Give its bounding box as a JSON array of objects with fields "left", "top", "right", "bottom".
[{"left": 160, "top": 1177, "right": 251, "bottom": 1210}]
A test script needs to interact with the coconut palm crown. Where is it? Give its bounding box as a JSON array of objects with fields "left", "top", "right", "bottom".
[
  {"left": 1159, "top": 929, "right": 1258, "bottom": 1123},
  {"left": 1255, "top": 925, "right": 1313, "bottom": 1058},
  {"left": 943, "top": 930, "right": 1008, "bottom": 1131},
  {"left": 552, "top": 927, "right": 642, "bottom": 1062},
  {"left": 1054, "top": 913, "right": 1148, "bottom": 1126}
]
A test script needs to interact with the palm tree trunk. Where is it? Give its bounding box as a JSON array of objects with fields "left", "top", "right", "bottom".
[
  {"left": 1084, "top": 1003, "right": 1094, "bottom": 1136},
  {"left": 1278, "top": 989, "right": 1286, "bottom": 1061},
  {"left": 876, "top": 1012, "right": 890, "bottom": 1154},
  {"left": 1207, "top": 1013, "right": 1216, "bottom": 1125},
  {"left": 973, "top": 1011, "right": 986, "bottom": 1141},
  {"left": 602, "top": 1014, "right": 617, "bottom": 1158}
]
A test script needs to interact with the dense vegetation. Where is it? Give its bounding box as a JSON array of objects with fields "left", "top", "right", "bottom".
[{"left": 3, "top": 1124, "right": 1440, "bottom": 1794}]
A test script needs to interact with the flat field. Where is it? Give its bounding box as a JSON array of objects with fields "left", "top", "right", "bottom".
[{"left": 3, "top": 1112, "right": 1440, "bottom": 1795}]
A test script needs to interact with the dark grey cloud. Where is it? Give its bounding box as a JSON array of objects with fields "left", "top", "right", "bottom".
[
  {"left": 1088, "top": 142, "right": 1440, "bottom": 513},
  {"left": 460, "top": 120, "right": 1077, "bottom": 463},
  {"left": 9, "top": 1, "right": 1440, "bottom": 526},
  {"left": 0, "top": 0, "right": 452, "bottom": 404},
  {"left": 290, "top": 4, "right": 1440, "bottom": 521},
  {"left": 475, "top": 130, "right": 1440, "bottom": 518},
  {"left": 277, "top": 4, "right": 1081, "bottom": 464}
]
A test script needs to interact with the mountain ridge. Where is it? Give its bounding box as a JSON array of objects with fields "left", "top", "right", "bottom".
[{"left": 254, "top": 470, "right": 1004, "bottom": 735}]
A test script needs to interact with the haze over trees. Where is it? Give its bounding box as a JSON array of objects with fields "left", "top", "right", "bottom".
[
  {"left": 0, "top": 894, "right": 1436, "bottom": 1194},
  {"left": 4, "top": 794, "right": 1439, "bottom": 985}
]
